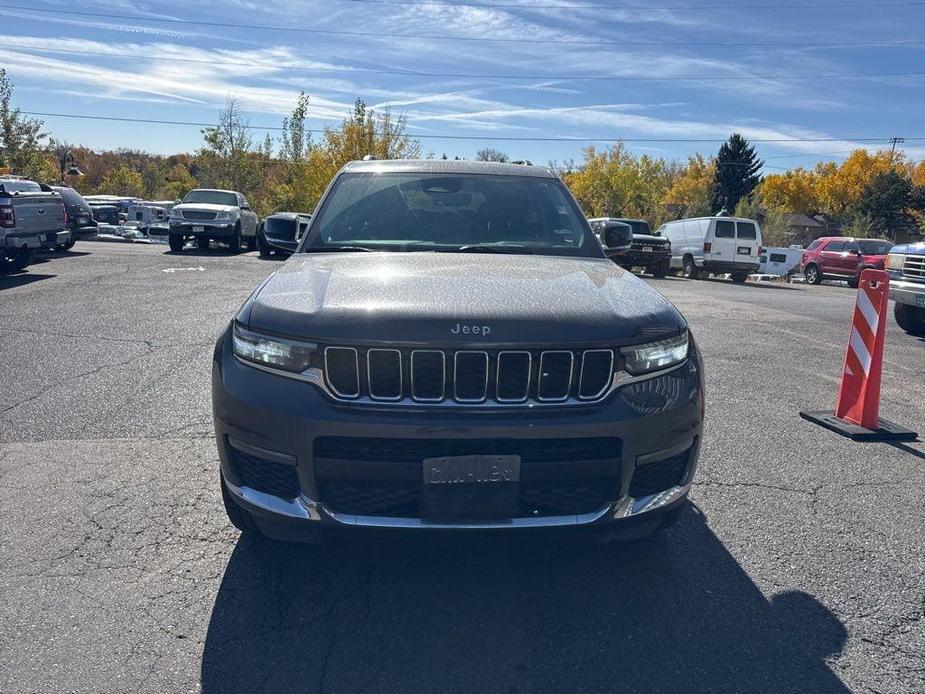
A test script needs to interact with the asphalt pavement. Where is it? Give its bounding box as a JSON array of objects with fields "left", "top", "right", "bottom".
[{"left": 1, "top": 243, "right": 923, "bottom": 693}]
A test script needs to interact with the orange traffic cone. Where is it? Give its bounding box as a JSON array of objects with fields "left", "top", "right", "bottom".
[{"left": 801, "top": 269, "right": 917, "bottom": 442}]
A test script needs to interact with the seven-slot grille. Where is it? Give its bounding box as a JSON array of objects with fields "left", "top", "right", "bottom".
[
  {"left": 902, "top": 254, "right": 925, "bottom": 279},
  {"left": 630, "top": 239, "right": 669, "bottom": 252},
  {"left": 324, "top": 346, "right": 616, "bottom": 405}
]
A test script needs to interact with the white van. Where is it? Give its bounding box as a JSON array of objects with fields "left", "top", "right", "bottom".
[
  {"left": 758, "top": 246, "right": 803, "bottom": 277},
  {"left": 656, "top": 215, "right": 762, "bottom": 283}
]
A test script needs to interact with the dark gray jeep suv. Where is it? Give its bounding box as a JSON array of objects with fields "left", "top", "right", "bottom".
[{"left": 212, "top": 160, "right": 704, "bottom": 542}]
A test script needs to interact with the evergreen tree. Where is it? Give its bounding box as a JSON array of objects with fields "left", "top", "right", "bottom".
[{"left": 709, "top": 133, "right": 763, "bottom": 213}]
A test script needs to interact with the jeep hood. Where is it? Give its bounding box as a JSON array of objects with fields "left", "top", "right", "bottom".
[{"left": 241, "top": 253, "right": 687, "bottom": 346}]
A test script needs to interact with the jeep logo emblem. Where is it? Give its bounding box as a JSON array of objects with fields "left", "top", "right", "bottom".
[{"left": 450, "top": 323, "right": 492, "bottom": 337}]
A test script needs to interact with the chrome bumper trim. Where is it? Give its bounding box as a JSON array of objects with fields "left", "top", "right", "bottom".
[
  {"left": 225, "top": 479, "right": 688, "bottom": 529},
  {"left": 889, "top": 279, "right": 925, "bottom": 306}
]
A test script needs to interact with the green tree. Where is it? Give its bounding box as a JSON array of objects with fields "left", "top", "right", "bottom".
[
  {"left": 476, "top": 147, "right": 509, "bottom": 162},
  {"left": 196, "top": 97, "right": 260, "bottom": 194},
  {"left": 710, "top": 133, "right": 763, "bottom": 213},
  {"left": 0, "top": 69, "right": 49, "bottom": 180},
  {"left": 858, "top": 170, "right": 922, "bottom": 240}
]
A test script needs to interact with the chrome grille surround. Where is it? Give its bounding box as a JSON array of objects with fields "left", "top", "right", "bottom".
[
  {"left": 902, "top": 254, "right": 925, "bottom": 279},
  {"left": 323, "top": 346, "right": 360, "bottom": 399},
  {"left": 454, "top": 351, "right": 490, "bottom": 403},
  {"left": 578, "top": 349, "right": 615, "bottom": 400},
  {"left": 314, "top": 346, "right": 633, "bottom": 407}
]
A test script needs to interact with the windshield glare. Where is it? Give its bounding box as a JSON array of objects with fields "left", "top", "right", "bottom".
[
  {"left": 183, "top": 190, "right": 237, "bottom": 206},
  {"left": 303, "top": 172, "right": 600, "bottom": 257}
]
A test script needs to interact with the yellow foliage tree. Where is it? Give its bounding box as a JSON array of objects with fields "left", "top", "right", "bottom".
[
  {"left": 759, "top": 168, "right": 819, "bottom": 214},
  {"left": 562, "top": 143, "right": 680, "bottom": 226},
  {"left": 96, "top": 165, "right": 144, "bottom": 197},
  {"left": 814, "top": 149, "right": 902, "bottom": 216},
  {"left": 663, "top": 154, "right": 715, "bottom": 219}
]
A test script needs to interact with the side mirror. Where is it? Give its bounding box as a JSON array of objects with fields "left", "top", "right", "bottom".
[
  {"left": 600, "top": 221, "right": 633, "bottom": 255},
  {"left": 241, "top": 204, "right": 250, "bottom": 211}
]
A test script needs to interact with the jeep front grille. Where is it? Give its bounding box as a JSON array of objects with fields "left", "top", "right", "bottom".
[
  {"left": 902, "top": 254, "right": 925, "bottom": 279},
  {"left": 323, "top": 346, "right": 618, "bottom": 405}
]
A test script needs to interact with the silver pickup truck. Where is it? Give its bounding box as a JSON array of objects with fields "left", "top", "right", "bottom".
[{"left": 0, "top": 177, "right": 68, "bottom": 273}]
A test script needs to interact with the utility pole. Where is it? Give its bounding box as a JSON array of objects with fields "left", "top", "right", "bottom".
[{"left": 888, "top": 137, "right": 905, "bottom": 158}]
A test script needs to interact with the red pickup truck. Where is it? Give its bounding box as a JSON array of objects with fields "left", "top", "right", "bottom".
[{"left": 800, "top": 236, "right": 892, "bottom": 288}]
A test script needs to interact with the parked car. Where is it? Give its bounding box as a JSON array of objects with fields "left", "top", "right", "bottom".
[
  {"left": 167, "top": 189, "right": 258, "bottom": 253},
  {"left": 758, "top": 246, "right": 803, "bottom": 277},
  {"left": 800, "top": 237, "right": 892, "bottom": 288},
  {"left": 258, "top": 212, "right": 311, "bottom": 257},
  {"left": 657, "top": 214, "right": 762, "bottom": 283},
  {"left": 589, "top": 217, "right": 671, "bottom": 277},
  {"left": 886, "top": 242, "right": 925, "bottom": 336},
  {"left": 48, "top": 185, "right": 98, "bottom": 249},
  {"left": 213, "top": 159, "right": 703, "bottom": 543},
  {"left": 89, "top": 205, "right": 122, "bottom": 225},
  {"left": 0, "top": 177, "right": 68, "bottom": 273}
]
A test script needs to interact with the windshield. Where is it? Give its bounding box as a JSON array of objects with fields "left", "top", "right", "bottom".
[
  {"left": 183, "top": 190, "right": 238, "bottom": 206},
  {"left": 622, "top": 220, "right": 651, "bottom": 235},
  {"left": 303, "top": 172, "right": 600, "bottom": 258},
  {"left": 1, "top": 180, "right": 41, "bottom": 193},
  {"left": 858, "top": 240, "right": 892, "bottom": 255}
]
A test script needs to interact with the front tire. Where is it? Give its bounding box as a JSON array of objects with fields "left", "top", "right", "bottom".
[
  {"left": 257, "top": 232, "right": 272, "bottom": 258},
  {"left": 228, "top": 223, "right": 242, "bottom": 253},
  {"left": 58, "top": 237, "right": 77, "bottom": 252},
  {"left": 804, "top": 263, "right": 821, "bottom": 284},
  {"left": 168, "top": 234, "right": 185, "bottom": 252},
  {"left": 196, "top": 236, "right": 210, "bottom": 250},
  {"left": 220, "top": 475, "right": 263, "bottom": 536},
  {"left": 847, "top": 275, "right": 859, "bottom": 289},
  {"left": 682, "top": 255, "right": 700, "bottom": 279},
  {"left": 894, "top": 303, "right": 925, "bottom": 337},
  {"left": 731, "top": 271, "right": 749, "bottom": 283}
]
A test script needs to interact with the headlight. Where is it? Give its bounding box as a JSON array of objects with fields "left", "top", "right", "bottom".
[
  {"left": 232, "top": 323, "right": 315, "bottom": 373},
  {"left": 886, "top": 253, "right": 905, "bottom": 271},
  {"left": 169, "top": 209, "right": 183, "bottom": 219},
  {"left": 215, "top": 211, "right": 232, "bottom": 221},
  {"left": 621, "top": 332, "right": 689, "bottom": 375}
]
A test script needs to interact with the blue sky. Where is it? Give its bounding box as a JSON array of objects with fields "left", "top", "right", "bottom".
[{"left": 1, "top": 0, "right": 924, "bottom": 170}]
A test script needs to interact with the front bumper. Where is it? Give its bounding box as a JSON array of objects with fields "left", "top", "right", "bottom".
[
  {"left": 170, "top": 221, "right": 235, "bottom": 237},
  {"left": 889, "top": 277, "right": 925, "bottom": 307},
  {"left": 616, "top": 250, "right": 671, "bottom": 267},
  {"left": 212, "top": 326, "right": 705, "bottom": 540}
]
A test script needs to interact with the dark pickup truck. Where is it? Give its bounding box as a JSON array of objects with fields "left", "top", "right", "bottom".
[
  {"left": 0, "top": 177, "right": 68, "bottom": 272},
  {"left": 589, "top": 217, "right": 671, "bottom": 277}
]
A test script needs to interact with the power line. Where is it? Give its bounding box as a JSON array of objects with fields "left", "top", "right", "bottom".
[
  {"left": 2, "top": 3, "right": 924, "bottom": 47},
  {"left": 4, "top": 42, "right": 925, "bottom": 83},
  {"left": 337, "top": 0, "right": 925, "bottom": 9},
  {"left": 21, "top": 110, "right": 923, "bottom": 144}
]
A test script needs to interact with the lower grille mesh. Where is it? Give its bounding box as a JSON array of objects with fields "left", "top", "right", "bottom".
[
  {"left": 628, "top": 450, "right": 689, "bottom": 498},
  {"left": 231, "top": 449, "right": 301, "bottom": 499}
]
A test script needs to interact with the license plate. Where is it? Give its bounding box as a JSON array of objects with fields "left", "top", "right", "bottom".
[
  {"left": 643, "top": 246, "right": 653, "bottom": 253},
  {"left": 916, "top": 295, "right": 925, "bottom": 308},
  {"left": 421, "top": 455, "right": 520, "bottom": 518},
  {"left": 193, "top": 225, "right": 205, "bottom": 233},
  {"left": 738, "top": 246, "right": 751, "bottom": 255}
]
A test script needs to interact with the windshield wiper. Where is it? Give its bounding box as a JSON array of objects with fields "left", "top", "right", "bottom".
[
  {"left": 303, "top": 245, "right": 376, "bottom": 253},
  {"left": 453, "top": 244, "right": 533, "bottom": 254}
]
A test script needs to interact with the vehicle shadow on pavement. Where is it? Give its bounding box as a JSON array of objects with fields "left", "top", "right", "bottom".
[
  {"left": 201, "top": 505, "right": 848, "bottom": 694},
  {"left": 0, "top": 272, "right": 55, "bottom": 290}
]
